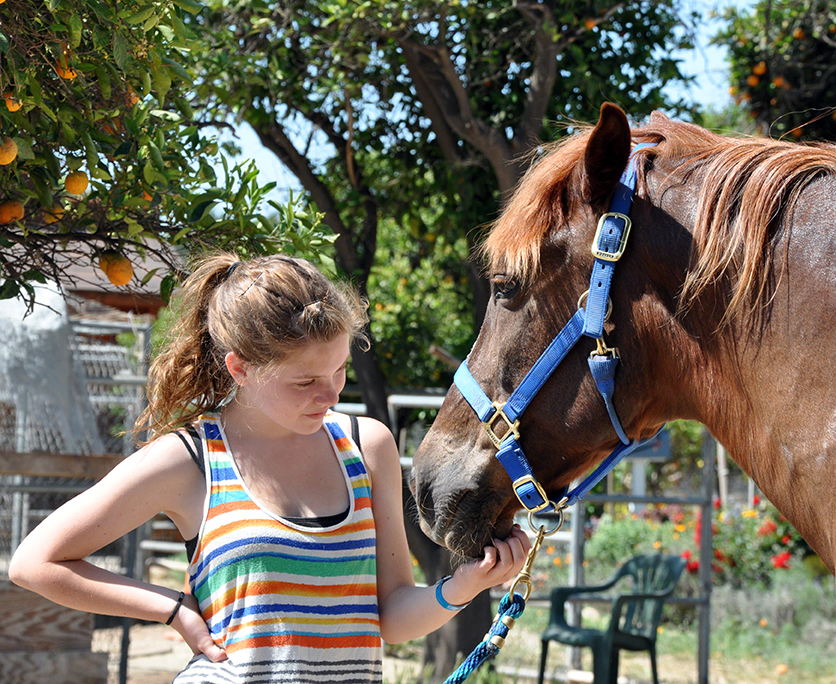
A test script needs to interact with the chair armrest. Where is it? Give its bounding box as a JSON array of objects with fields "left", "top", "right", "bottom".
[{"left": 546, "top": 577, "right": 623, "bottom": 629}]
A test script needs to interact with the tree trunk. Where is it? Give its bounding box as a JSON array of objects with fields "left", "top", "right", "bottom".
[
  {"left": 402, "top": 478, "right": 493, "bottom": 684},
  {"left": 351, "top": 338, "right": 390, "bottom": 427}
]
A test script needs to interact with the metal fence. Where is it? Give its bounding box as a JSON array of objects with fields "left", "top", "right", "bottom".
[{"left": 0, "top": 316, "right": 151, "bottom": 684}]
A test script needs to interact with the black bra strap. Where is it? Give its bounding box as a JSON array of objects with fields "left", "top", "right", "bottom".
[
  {"left": 175, "top": 425, "right": 205, "bottom": 477},
  {"left": 349, "top": 413, "right": 361, "bottom": 452}
]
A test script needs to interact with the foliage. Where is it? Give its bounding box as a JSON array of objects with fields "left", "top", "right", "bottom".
[
  {"left": 0, "top": 0, "right": 331, "bottom": 310},
  {"left": 714, "top": 0, "right": 836, "bottom": 140},
  {"left": 185, "top": 0, "right": 702, "bottom": 389},
  {"left": 685, "top": 495, "right": 817, "bottom": 588},
  {"left": 368, "top": 215, "right": 474, "bottom": 389}
]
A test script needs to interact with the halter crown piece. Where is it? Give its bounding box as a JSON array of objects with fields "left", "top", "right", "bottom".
[{"left": 454, "top": 143, "right": 661, "bottom": 521}]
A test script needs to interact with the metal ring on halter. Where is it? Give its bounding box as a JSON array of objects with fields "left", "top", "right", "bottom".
[
  {"left": 577, "top": 290, "right": 613, "bottom": 322},
  {"left": 527, "top": 507, "right": 564, "bottom": 536}
]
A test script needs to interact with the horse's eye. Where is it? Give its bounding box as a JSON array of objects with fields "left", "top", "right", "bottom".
[{"left": 491, "top": 275, "right": 520, "bottom": 301}]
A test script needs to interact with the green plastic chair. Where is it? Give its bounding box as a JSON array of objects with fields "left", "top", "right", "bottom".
[{"left": 537, "top": 553, "right": 686, "bottom": 684}]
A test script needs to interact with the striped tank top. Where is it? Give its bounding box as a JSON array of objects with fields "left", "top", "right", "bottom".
[{"left": 172, "top": 412, "right": 382, "bottom": 684}]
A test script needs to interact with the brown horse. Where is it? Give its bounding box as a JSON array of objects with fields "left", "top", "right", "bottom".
[{"left": 411, "top": 102, "right": 836, "bottom": 576}]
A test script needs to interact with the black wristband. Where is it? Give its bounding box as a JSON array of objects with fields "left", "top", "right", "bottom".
[{"left": 165, "top": 591, "right": 185, "bottom": 625}]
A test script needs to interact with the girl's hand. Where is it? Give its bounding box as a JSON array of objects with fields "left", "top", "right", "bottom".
[
  {"left": 172, "top": 594, "right": 228, "bottom": 662},
  {"left": 440, "top": 525, "right": 532, "bottom": 607}
]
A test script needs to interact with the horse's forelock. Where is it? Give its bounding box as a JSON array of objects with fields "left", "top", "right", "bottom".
[{"left": 482, "top": 131, "right": 594, "bottom": 281}]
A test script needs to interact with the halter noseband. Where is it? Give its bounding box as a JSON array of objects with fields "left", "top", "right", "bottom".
[{"left": 454, "top": 143, "right": 661, "bottom": 519}]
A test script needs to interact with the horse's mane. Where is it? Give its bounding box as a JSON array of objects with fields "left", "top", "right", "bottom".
[{"left": 485, "top": 112, "right": 836, "bottom": 325}]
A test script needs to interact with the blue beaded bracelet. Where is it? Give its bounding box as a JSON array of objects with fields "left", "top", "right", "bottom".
[{"left": 435, "top": 575, "right": 472, "bottom": 611}]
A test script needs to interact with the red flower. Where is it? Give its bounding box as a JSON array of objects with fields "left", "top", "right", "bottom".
[
  {"left": 753, "top": 495, "right": 761, "bottom": 505},
  {"left": 758, "top": 519, "right": 777, "bottom": 536},
  {"left": 681, "top": 550, "right": 692, "bottom": 560},
  {"left": 782, "top": 535, "right": 791, "bottom": 545},
  {"left": 713, "top": 498, "right": 722, "bottom": 509},
  {"left": 686, "top": 560, "right": 700, "bottom": 574},
  {"left": 771, "top": 551, "right": 791, "bottom": 569}
]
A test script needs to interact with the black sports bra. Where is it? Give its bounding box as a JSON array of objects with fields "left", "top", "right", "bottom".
[{"left": 174, "top": 416, "right": 360, "bottom": 559}]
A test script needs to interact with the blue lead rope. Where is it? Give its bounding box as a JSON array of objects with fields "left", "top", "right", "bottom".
[{"left": 441, "top": 592, "right": 527, "bottom": 684}]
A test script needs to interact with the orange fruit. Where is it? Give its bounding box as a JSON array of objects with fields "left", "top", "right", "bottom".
[
  {"left": 43, "top": 203, "right": 64, "bottom": 224},
  {"left": 98, "top": 251, "right": 134, "bottom": 286},
  {"left": 584, "top": 18, "right": 596, "bottom": 30},
  {"left": 65, "top": 170, "right": 89, "bottom": 195},
  {"left": 746, "top": 75, "right": 760, "bottom": 87},
  {"left": 0, "top": 137, "right": 17, "bottom": 165},
  {"left": 0, "top": 200, "right": 24, "bottom": 224},
  {"left": 753, "top": 61, "right": 767, "bottom": 75},
  {"left": 54, "top": 63, "right": 78, "bottom": 79},
  {"left": 3, "top": 92, "right": 21, "bottom": 112},
  {"left": 54, "top": 51, "right": 77, "bottom": 80},
  {"left": 793, "top": 28, "right": 805, "bottom": 40},
  {"left": 125, "top": 86, "right": 140, "bottom": 107}
]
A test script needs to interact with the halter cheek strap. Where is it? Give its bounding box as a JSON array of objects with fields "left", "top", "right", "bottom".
[{"left": 454, "top": 143, "right": 661, "bottom": 516}]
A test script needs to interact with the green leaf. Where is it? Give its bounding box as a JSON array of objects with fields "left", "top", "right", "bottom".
[
  {"left": 14, "top": 138, "right": 34, "bottom": 161},
  {"left": 0, "top": 280, "right": 20, "bottom": 301},
  {"left": 189, "top": 199, "right": 216, "bottom": 222},
  {"left": 47, "top": 0, "right": 61, "bottom": 10},
  {"left": 82, "top": 131, "right": 99, "bottom": 167},
  {"left": 113, "top": 32, "right": 128, "bottom": 70},
  {"left": 151, "top": 67, "right": 172, "bottom": 105},
  {"left": 0, "top": 31, "right": 9, "bottom": 54},
  {"left": 68, "top": 13, "right": 83, "bottom": 48},
  {"left": 125, "top": 7, "right": 156, "bottom": 25},
  {"left": 160, "top": 273, "right": 176, "bottom": 304},
  {"left": 96, "top": 65, "right": 112, "bottom": 99},
  {"left": 147, "top": 140, "right": 165, "bottom": 172},
  {"left": 161, "top": 56, "right": 192, "bottom": 83},
  {"left": 171, "top": 0, "right": 204, "bottom": 15}
]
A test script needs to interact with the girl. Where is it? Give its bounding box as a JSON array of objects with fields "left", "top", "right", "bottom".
[{"left": 9, "top": 253, "right": 530, "bottom": 683}]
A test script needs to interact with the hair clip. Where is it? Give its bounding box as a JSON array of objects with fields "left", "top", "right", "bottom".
[
  {"left": 226, "top": 262, "right": 241, "bottom": 279},
  {"left": 238, "top": 271, "right": 264, "bottom": 298}
]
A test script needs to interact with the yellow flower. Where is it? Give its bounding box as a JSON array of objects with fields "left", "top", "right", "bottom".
[
  {"left": 742, "top": 509, "right": 758, "bottom": 518},
  {"left": 553, "top": 557, "right": 562, "bottom": 567},
  {"left": 759, "top": 618, "right": 768, "bottom": 627},
  {"left": 675, "top": 524, "right": 686, "bottom": 532},
  {"left": 546, "top": 545, "right": 555, "bottom": 555},
  {"left": 653, "top": 541, "right": 662, "bottom": 549},
  {"left": 673, "top": 532, "right": 680, "bottom": 540}
]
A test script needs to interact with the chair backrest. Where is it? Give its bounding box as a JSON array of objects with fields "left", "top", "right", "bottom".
[{"left": 614, "top": 554, "right": 686, "bottom": 639}]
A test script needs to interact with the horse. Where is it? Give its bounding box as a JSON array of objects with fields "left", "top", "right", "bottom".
[{"left": 410, "top": 102, "right": 836, "bottom": 578}]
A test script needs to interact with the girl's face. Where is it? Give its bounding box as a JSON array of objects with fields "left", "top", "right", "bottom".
[{"left": 227, "top": 333, "right": 351, "bottom": 438}]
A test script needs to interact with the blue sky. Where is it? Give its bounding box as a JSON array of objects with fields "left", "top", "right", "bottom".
[{"left": 223, "top": 1, "right": 753, "bottom": 198}]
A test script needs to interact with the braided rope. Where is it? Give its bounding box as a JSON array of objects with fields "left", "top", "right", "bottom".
[{"left": 441, "top": 592, "right": 527, "bottom": 684}]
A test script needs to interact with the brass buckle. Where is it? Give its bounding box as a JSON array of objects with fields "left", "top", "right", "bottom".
[
  {"left": 591, "top": 212, "right": 632, "bottom": 262},
  {"left": 512, "top": 474, "right": 551, "bottom": 513},
  {"left": 482, "top": 401, "right": 520, "bottom": 449}
]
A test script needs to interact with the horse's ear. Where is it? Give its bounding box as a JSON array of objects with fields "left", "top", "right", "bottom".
[{"left": 583, "top": 103, "right": 632, "bottom": 206}]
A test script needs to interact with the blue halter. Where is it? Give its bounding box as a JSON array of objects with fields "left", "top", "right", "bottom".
[{"left": 454, "top": 143, "right": 661, "bottom": 517}]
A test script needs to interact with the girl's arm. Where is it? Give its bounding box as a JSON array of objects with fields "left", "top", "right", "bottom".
[
  {"left": 358, "top": 418, "right": 531, "bottom": 644},
  {"left": 7, "top": 434, "right": 227, "bottom": 662}
]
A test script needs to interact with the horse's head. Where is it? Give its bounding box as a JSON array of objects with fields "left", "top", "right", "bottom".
[{"left": 411, "top": 104, "right": 681, "bottom": 558}]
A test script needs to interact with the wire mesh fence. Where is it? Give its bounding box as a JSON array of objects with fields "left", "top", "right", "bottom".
[{"left": 0, "top": 308, "right": 152, "bottom": 684}]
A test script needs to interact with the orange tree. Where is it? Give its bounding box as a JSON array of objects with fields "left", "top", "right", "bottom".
[
  {"left": 715, "top": 0, "right": 836, "bottom": 141},
  {"left": 0, "top": 0, "right": 333, "bottom": 308}
]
